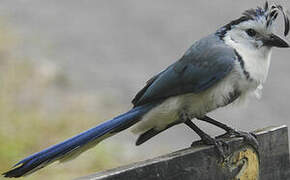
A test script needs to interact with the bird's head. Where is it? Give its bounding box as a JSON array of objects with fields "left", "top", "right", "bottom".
[{"left": 217, "top": 2, "right": 289, "bottom": 50}]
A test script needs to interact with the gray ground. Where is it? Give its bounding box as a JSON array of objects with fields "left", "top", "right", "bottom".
[{"left": 0, "top": 0, "right": 289, "bottom": 159}]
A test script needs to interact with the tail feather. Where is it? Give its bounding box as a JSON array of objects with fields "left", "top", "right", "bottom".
[{"left": 3, "top": 104, "right": 155, "bottom": 178}]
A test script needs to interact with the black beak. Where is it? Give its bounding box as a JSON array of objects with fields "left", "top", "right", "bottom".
[{"left": 264, "top": 34, "right": 290, "bottom": 48}]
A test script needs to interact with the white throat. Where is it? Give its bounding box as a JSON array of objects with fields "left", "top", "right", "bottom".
[{"left": 224, "top": 33, "right": 272, "bottom": 84}]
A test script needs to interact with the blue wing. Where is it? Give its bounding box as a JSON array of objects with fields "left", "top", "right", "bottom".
[{"left": 132, "top": 34, "right": 237, "bottom": 107}]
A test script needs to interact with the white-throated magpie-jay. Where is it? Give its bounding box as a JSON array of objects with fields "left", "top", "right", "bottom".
[{"left": 3, "top": 2, "right": 290, "bottom": 178}]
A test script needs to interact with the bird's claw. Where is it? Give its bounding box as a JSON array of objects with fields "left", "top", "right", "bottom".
[{"left": 216, "top": 129, "right": 259, "bottom": 152}]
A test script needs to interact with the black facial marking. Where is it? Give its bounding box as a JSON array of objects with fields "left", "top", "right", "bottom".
[
  {"left": 246, "top": 29, "right": 257, "bottom": 37},
  {"left": 216, "top": 16, "right": 249, "bottom": 39},
  {"left": 234, "top": 50, "right": 251, "bottom": 81}
]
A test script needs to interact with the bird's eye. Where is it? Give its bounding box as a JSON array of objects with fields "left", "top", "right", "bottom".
[{"left": 246, "top": 29, "right": 256, "bottom": 37}]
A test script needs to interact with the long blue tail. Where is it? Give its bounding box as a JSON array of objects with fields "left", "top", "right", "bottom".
[{"left": 3, "top": 103, "right": 155, "bottom": 178}]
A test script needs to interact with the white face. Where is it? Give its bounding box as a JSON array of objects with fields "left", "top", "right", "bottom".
[
  {"left": 223, "top": 18, "right": 274, "bottom": 85},
  {"left": 225, "top": 18, "right": 273, "bottom": 51}
]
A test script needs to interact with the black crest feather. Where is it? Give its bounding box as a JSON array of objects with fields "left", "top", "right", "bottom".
[
  {"left": 276, "top": 4, "right": 289, "bottom": 36},
  {"left": 264, "top": 1, "right": 269, "bottom": 11},
  {"left": 265, "top": 2, "right": 289, "bottom": 36},
  {"left": 216, "top": 1, "right": 290, "bottom": 38}
]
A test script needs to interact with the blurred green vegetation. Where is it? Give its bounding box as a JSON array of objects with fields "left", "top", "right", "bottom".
[{"left": 0, "top": 18, "right": 125, "bottom": 179}]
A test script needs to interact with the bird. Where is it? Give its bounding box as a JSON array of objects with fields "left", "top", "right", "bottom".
[{"left": 3, "top": 2, "right": 289, "bottom": 178}]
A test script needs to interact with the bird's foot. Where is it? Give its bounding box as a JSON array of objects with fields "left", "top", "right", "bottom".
[
  {"left": 216, "top": 129, "right": 259, "bottom": 151},
  {"left": 191, "top": 134, "right": 230, "bottom": 159}
]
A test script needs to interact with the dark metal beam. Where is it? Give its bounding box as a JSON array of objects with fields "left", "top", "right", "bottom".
[{"left": 76, "top": 125, "right": 290, "bottom": 180}]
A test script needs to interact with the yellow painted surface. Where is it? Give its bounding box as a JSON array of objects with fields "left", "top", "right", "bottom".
[
  {"left": 235, "top": 148, "right": 259, "bottom": 180},
  {"left": 222, "top": 147, "right": 259, "bottom": 180}
]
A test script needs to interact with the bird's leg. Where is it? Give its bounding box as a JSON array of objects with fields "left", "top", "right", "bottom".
[
  {"left": 197, "top": 116, "right": 259, "bottom": 151},
  {"left": 184, "top": 119, "right": 229, "bottom": 159},
  {"left": 197, "top": 116, "right": 235, "bottom": 136}
]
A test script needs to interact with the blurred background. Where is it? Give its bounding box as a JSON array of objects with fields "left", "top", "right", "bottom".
[{"left": 0, "top": 0, "right": 289, "bottom": 179}]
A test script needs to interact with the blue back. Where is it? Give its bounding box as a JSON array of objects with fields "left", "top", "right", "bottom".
[{"left": 132, "top": 34, "right": 237, "bottom": 106}]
